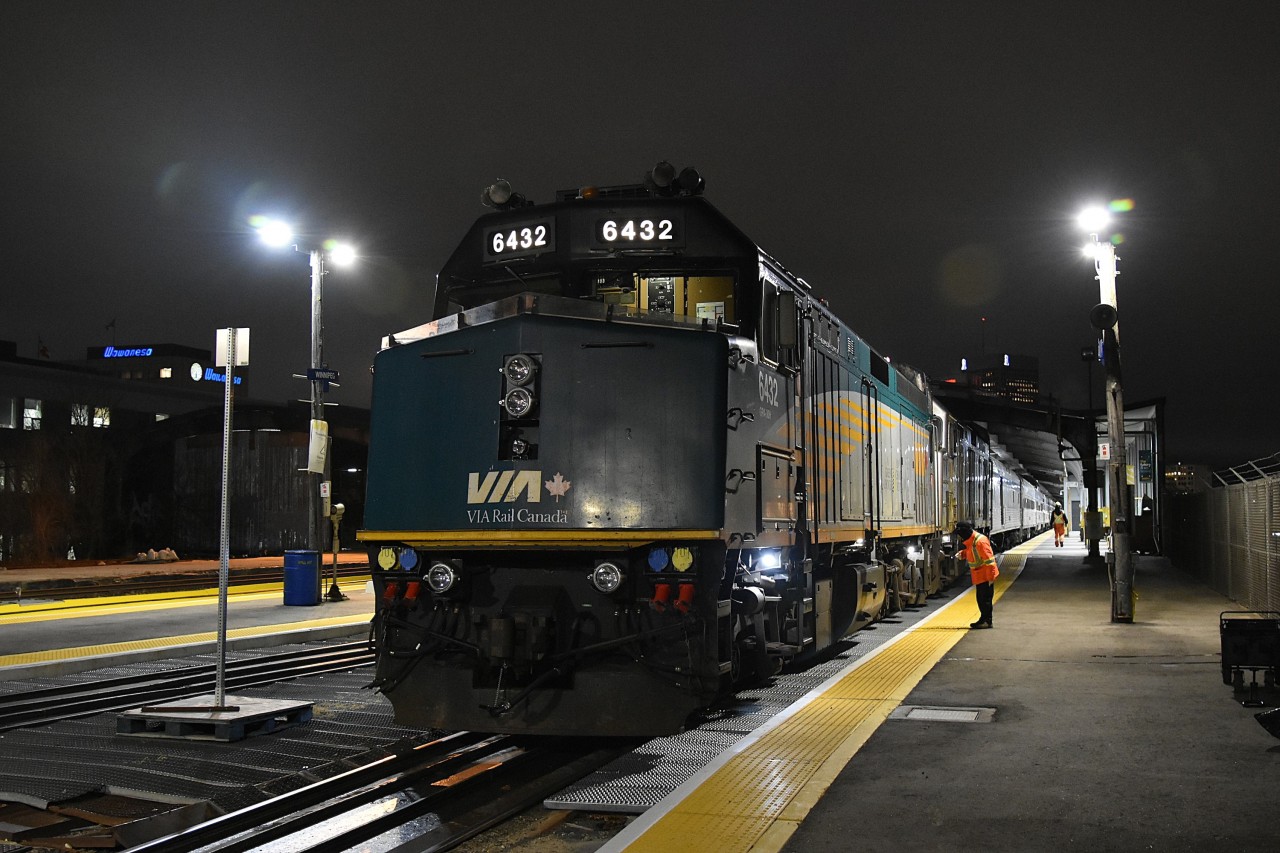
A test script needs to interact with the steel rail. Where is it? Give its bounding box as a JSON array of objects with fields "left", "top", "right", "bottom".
[
  {"left": 0, "top": 642, "right": 374, "bottom": 731},
  {"left": 126, "top": 733, "right": 633, "bottom": 853}
]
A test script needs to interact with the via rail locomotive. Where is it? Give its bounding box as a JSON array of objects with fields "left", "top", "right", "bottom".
[{"left": 358, "top": 165, "right": 1051, "bottom": 737}]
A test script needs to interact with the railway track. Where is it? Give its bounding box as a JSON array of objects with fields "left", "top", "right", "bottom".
[
  {"left": 0, "top": 641, "right": 375, "bottom": 731},
  {"left": 121, "top": 731, "right": 633, "bottom": 853}
]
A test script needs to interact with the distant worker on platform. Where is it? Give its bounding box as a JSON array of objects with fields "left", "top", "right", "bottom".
[
  {"left": 954, "top": 520, "right": 997, "bottom": 629},
  {"left": 1051, "top": 503, "right": 1069, "bottom": 547}
]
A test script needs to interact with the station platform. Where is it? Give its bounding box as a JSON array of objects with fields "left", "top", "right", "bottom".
[
  {"left": 4, "top": 541, "right": 1278, "bottom": 852},
  {"left": 0, "top": 553, "right": 373, "bottom": 680},
  {"left": 602, "top": 533, "right": 1280, "bottom": 853}
]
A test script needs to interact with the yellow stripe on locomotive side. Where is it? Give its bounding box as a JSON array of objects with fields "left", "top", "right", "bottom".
[
  {"left": 812, "top": 523, "right": 938, "bottom": 544},
  {"left": 356, "top": 529, "right": 721, "bottom": 548}
]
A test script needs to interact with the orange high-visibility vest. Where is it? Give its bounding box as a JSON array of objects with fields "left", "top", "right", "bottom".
[{"left": 962, "top": 532, "right": 999, "bottom": 585}]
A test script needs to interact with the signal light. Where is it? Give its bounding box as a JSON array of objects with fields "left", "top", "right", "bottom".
[
  {"left": 500, "top": 353, "right": 539, "bottom": 420},
  {"left": 502, "top": 387, "right": 535, "bottom": 418},
  {"left": 503, "top": 353, "right": 537, "bottom": 386}
]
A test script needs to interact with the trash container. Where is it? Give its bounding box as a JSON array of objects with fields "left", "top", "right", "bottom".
[{"left": 284, "top": 550, "right": 322, "bottom": 606}]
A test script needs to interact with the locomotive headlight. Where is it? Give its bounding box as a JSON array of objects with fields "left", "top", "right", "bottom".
[
  {"left": 502, "top": 353, "right": 538, "bottom": 386},
  {"left": 591, "top": 562, "right": 625, "bottom": 594},
  {"left": 757, "top": 550, "right": 782, "bottom": 570},
  {"left": 426, "top": 562, "right": 458, "bottom": 594},
  {"left": 502, "top": 387, "right": 535, "bottom": 418}
]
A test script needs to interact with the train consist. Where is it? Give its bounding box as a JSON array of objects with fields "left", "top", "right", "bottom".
[{"left": 358, "top": 166, "right": 1051, "bottom": 737}]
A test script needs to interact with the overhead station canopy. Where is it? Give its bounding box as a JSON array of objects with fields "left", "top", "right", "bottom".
[{"left": 932, "top": 385, "right": 1086, "bottom": 499}]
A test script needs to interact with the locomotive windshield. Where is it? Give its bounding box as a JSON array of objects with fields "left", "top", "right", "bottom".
[{"left": 438, "top": 268, "right": 737, "bottom": 326}]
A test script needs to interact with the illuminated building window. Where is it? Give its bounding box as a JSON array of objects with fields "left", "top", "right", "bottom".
[
  {"left": 160, "top": 367, "right": 173, "bottom": 379},
  {"left": 0, "top": 398, "right": 16, "bottom": 429},
  {"left": 93, "top": 406, "right": 111, "bottom": 428},
  {"left": 71, "top": 403, "right": 91, "bottom": 426},
  {"left": 22, "top": 399, "right": 42, "bottom": 431}
]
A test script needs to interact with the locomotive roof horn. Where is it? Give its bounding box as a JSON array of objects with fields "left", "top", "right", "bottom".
[
  {"left": 481, "top": 179, "right": 532, "bottom": 210},
  {"left": 645, "top": 161, "right": 705, "bottom": 197}
]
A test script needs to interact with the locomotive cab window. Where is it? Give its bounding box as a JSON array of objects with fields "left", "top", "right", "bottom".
[
  {"left": 594, "top": 274, "right": 736, "bottom": 323},
  {"left": 761, "top": 282, "right": 799, "bottom": 369}
]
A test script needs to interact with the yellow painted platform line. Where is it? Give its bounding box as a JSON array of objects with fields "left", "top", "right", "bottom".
[
  {"left": 605, "top": 532, "right": 1045, "bottom": 853},
  {"left": 0, "top": 578, "right": 372, "bottom": 624},
  {"left": 0, "top": 613, "right": 373, "bottom": 668}
]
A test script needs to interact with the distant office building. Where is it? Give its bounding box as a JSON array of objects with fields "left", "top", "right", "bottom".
[
  {"left": 1165, "top": 462, "right": 1209, "bottom": 494},
  {"left": 1, "top": 339, "right": 247, "bottom": 429},
  {"left": 0, "top": 339, "right": 366, "bottom": 564},
  {"left": 81, "top": 342, "right": 252, "bottom": 396},
  {"left": 957, "top": 353, "right": 1040, "bottom": 404}
]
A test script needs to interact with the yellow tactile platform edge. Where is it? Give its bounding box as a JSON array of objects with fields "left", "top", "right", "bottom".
[
  {"left": 0, "top": 577, "right": 372, "bottom": 619},
  {"left": 609, "top": 533, "right": 1043, "bottom": 853},
  {"left": 0, "top": 613, "right": 372, "bottom": 668}
]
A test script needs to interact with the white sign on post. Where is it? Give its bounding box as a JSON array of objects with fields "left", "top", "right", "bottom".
[
  {"left": 307, "top": 418, "right": 330, "bottom": 474},
  {"left": 216, "top": 328, "right": 251, "bottom": 367},
  {"left": 1098, "top": 441, "right": 1111, "bottom": 461}
]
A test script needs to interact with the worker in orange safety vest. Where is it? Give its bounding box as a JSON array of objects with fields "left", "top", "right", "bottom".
[
  {"left": 1051, "top": 503, "right": 1069, "bottom": 547},
  {"left": 954, "top": 520, "right": 997, "bottom": 629}
]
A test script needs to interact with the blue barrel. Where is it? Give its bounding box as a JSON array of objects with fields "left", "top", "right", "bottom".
[{"left": 283, "top": 550, "right": 322, "bottom": 605}]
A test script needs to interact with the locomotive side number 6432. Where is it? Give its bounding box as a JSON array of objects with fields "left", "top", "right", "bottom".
[
  {"left": 598, "top": 218, "right": 675, "bottom": 243},
  {"left": 483, "top": 218, "right": 556, "bottom": 261},
  {"left": 491, "top": 225, "right": 549, "bottom": 255}
]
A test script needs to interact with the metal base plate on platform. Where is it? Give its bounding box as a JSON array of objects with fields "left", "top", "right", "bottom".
[{"left": 117, "top": 694, "right": 313, "bottom": 742}]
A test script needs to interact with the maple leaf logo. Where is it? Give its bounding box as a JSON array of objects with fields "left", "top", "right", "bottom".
[{"left": 545, "top": 472, "right": 572, "bottom": 502}]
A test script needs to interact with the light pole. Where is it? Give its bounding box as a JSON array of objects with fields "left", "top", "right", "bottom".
[
  {"left": 1079, "top": 343, "right": 1101, "bottom": 558},
  {"left": 255, "top": 218, "right": 356, "bottom": 558},
  {"left": 1079, "top": 205, "right": 1133, "bottom": 622}
]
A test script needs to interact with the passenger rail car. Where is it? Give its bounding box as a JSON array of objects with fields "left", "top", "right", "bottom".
[{"left": 359, "top": 168, "right": 1050, "bottom": 737}]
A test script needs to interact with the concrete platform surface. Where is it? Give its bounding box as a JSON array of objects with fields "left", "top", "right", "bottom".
[
  {"left": 782, "top": 542, "right": 1280, "bottom": 853},
  {"left": 0, "top": 551, "right": 369, "bottom": 595}
]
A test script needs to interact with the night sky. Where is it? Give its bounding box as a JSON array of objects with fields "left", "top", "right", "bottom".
[{"left": 3, "top": 2, "right": 1277, "bottom": 468}]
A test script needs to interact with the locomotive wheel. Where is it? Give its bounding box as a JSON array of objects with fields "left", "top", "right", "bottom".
[
  {"left": 731, "top": 630, "right": 773, "bottom": 687},
  {"left": 884, "top": 560, "right": 901, "bottom": 615},
  {"left": 907, "top": 560, "right": 926, "bottom": 606}
]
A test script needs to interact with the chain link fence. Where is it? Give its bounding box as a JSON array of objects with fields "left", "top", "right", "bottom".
[{"left": 1165, "top": 453, "right": 1280, "bottom": 611}]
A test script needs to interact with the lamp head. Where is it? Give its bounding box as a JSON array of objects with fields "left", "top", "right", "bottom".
[
  {"left": 253, "top": 217, "right": 294, "bottom": 248},
  {"left": 1077, "top": 206, "right": 1110, "bottom": 234}
]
